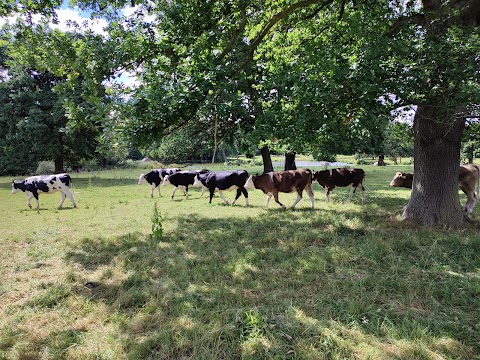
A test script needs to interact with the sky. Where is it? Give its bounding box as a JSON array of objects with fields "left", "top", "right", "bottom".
[{"left": 0, "top": 2, "right": 139, "bottom": 87}]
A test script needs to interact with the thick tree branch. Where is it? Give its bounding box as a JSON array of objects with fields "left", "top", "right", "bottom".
[
  {"left": 248, "top": 0, "right": 334, "bottom": 61},
  {"left": 387, "top": 13, "right": 426, "bottom": 35},
  {"left": 218, "top": 8, "right": 247, "bottom": 61}
]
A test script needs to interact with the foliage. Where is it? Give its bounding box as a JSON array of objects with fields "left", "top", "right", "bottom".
[
  {"left": 35, "top": 161, "right": 55, "bottom": 175},
  {"left": 462, "top": 121, "right": 480, "bottom": 163},
  {"left": 383, "top": 121, "right": 414, "bottom": 162},
  {"left": 0, "top": 24, "right": 109, "bottom": 174}
]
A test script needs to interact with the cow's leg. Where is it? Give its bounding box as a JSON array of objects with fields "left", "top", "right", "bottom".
[
  {"left": 62, "top": 188, "right": 76, "bottom": 207},
  {"left": 463, "top": 189, "right": 475, "bottom": 214},
  {"left": 231, "top": 189, "right": 240, "bottom": 206},
  {"left": 157, "top": 183, "right": 162, "bottom": 197},
  {"left": 185, "top": 186, "right": 189, "bottom": 200},
  {"left": 325, "top": 188, "right": 330, "bottom": 202},
  {"left": 360, "top": 184, "right": 366, "bottom": 204},
  {"left": 201, "top": 185, "right": 205, "bottom": 197},
  {"left": 218, "top": 190, "right": 230, "bottom": 205},
  {"left": 241, "top": 187, "right": 249, "bottom": 207},
  {"left": 209, "top": 189, "right": 215, "bottom": 203},
  {"left": 291, "top": 188, "right": 303, "bottom": 209},
  {"left": 32, "top": 191, "right": 40, "bottom": 212},
  {"left": 58, "top": 192, "right": 66, "bottom": 208},
  {"left": 265, "top": 194, "right": 272, "bottom": 209},
  {"left": 149, "top": 183, "right": 155, "bottom": 197},
  {"left": 348, "top": 185, "right": 356, "bottom": 201},
  {"left": 171, "top": 186, "right": 179, "bottom": 199},
  {"left": 305, "top": 184, "right": 315, "bottom": 209},
  {"left": 273, "top": 191, "right": 286, "bottom": 209}
]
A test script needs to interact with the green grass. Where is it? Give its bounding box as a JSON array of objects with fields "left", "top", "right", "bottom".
[{"left": 1, "top": 161, "right": 479, "bottom": 359}]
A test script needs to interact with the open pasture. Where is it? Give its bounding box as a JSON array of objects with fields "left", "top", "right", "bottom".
[{"left": 1, "top": 164, "right": 479, "bottom": 359}]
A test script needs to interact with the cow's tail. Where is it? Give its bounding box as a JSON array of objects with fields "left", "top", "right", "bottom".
[
  {"left": 475, "top": 164, "right": 480, "bottom": 198},
  {"left": 361, "top": 173, "right": 371, "bottom": 192},
  {"left": 65, "top": 174, "right": 73, "bottom": 188}
]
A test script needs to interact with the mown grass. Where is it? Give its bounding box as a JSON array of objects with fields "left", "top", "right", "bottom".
[{"left": 1, "top": 161, "right": 479, "bottom": 359}]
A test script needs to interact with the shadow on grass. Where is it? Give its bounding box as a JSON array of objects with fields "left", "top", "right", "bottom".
[{"left": 59, "top": 211, "right": 480, "bottom": 358}]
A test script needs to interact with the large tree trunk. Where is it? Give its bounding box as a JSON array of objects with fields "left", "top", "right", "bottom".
[
  {"left": 284, "top": 152, "right": 297, "bottom": 170},
  {"left": 54, "top": 155, "right": 64, "bottom": 174},
  {"left": 402, "top": 105, "right": 468, "bottom": 227},
  {"left": 260, "top": 145, "right": 273, "bottom": 173}
]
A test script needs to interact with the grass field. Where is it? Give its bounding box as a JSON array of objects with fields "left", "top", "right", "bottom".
[{"left": 1, "top": 160, "right": 479, "bottom": 359}]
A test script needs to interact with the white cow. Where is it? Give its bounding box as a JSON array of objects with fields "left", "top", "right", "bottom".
[{"left": 12, "top": 173, "right": 76, "bottom": 212}]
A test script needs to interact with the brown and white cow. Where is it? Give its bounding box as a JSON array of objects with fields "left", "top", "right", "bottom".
[
  {"left": 244, "top": 169, "right": 314, "bottom": 209},
  {"left": 389, "top": 164, "right": 480, "bottom": 213},
  {"left": 313, "top": 168, "right": 365, "bottom": 204}
]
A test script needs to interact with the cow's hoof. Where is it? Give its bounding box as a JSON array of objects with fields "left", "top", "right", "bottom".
[{"left": 27, "top": 204, "right": 32, "bottom": 209}]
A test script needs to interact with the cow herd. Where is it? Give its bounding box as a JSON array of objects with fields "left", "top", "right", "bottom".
[{"left": 11, "top": 164, "right": 480, "bottom": 213}]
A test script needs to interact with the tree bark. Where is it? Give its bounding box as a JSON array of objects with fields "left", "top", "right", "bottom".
[
  {"left": 212, "top": 114, "right": 218, "bottom": 164},
  {"left": 260, "top": 145, "right": 273, "bottom": 173},
  {"left": 284, "top": 152, "right": 297, "bottom": 170},
  {"left": 376, "top": 154, "right": 386, "bottom": 166},
  {"left": 402, "top": 105, "right": 468, "bottom": 227},
  {"left": 54, "top": 155, "right": 64, "bottom": 174}
]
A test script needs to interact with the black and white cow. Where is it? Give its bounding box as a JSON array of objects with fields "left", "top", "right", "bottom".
[
  {"left": 162, "top": 170, "right": 209, "bottom": 199},
  {"left": 12, "top": 173, "right": 76, "bottom": 212},
  {"left": 138, "top": 168, "right": 180, "bottom": 197},
  {"left": 194, "top": 170, "right": 249, "bottom": 206}
]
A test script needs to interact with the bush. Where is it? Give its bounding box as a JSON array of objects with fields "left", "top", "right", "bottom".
[
  {"left": 312, "top": 149, "right": 336, "bottom": 162},
  {"left": 35, "top": 161, "right": 55, "bottom": 175},
  {"left": 356, "top": 158, "right": 374, "bottom": 165}
]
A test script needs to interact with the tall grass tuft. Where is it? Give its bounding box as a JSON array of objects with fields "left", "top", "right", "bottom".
[{"left": 151, "top": 202, "right": 163, "bottom": 240}]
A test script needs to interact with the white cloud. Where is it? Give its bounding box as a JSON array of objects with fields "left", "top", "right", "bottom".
[{"left": 0, "top": 9, "right": 107, "bottom": 36}]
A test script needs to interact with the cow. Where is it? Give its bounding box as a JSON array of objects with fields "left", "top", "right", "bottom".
[
  {"left": 388, "top": 172, "right": 413, "bottom": 189},
  {"left": 244, "top": 169, "right": 314, "bottom": 209},
  {"left": 389, "top": 164, "right": 480, "bottom": 213},
  {"left": 138, "top": 168, "right": 181, "bottom": 197},
  {"left": 162, "top": 170, "right": 209, "bottom": 199},
  {"left": 11, "top": 173, "right": 76, "bottom": 212},
  {"left": 313, "top": 168, "right": 366, "bottom": 204},
  {"left": 193, "top": 170, "right": 249, "bottom": 206}
]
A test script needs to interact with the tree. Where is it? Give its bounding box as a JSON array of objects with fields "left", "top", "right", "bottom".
[
  {"left": 0, "top": 24, "right": 105, "bottom": 174},
  {"left": 383, "top": 121, "right": 414, "bottom": 164},
  {"left": 461, "top": 120, "right": 480, "bottom": 164}
]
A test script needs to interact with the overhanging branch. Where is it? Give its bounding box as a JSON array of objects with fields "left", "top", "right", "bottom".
[
  {"left": 387, "top": 13, "right": 426, "bottom": 35},
  {"left": 218, "top": 8, "right": 247, "bottom": 61},
  {"left": 247, "top": 0, "right": 334, "bottom": 61}
]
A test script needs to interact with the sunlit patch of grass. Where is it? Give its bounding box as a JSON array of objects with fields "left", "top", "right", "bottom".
[{"left": 1, "top": 165, "right": 480, "bottom": 358}]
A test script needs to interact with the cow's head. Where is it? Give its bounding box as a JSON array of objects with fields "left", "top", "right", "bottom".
[
  {"left": 11, "top": 180, "right": 24, "bottom": 193},
  {"left": 162, "top": 175, "right": 170, "bottom": 186},
  {"left": 389, "top": 172, "right": 413, "bottom": 188},
  {"left": 138, "top": 173, "right": 146, "bottom": 185},
  {"left": 193, "top": 175, "right": 201, "bottom": 188},
  {"left": 313, "top": 171, "right": 328, "bottom": 187},
  {"left": 244, "top": 175, "right": 256, "bottom": 189}
]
